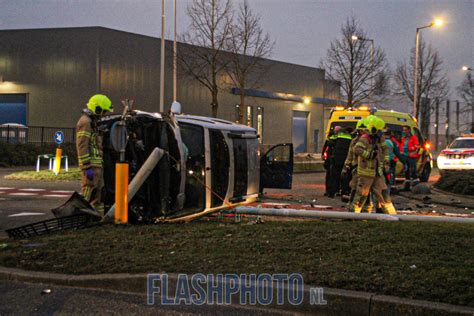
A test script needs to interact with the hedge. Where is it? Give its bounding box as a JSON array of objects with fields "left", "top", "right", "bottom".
[{"left": 0, "top": 142, "right": 77, "bottom": 167}]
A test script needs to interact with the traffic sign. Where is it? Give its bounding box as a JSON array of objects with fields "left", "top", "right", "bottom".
[{"left": 54, "top": 131, "right": 64, "bottom": 145}]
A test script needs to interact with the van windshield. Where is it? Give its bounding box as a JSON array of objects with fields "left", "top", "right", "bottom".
[
  {"left": 329, "top": 122, "right": 405, "bottom": 133},
  {"left": 329, "top": 121, "right": 356, "bottom": 132}
]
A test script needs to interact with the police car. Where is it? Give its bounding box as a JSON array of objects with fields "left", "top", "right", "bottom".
[{"left": 437, "top": 135, "right": 474, "bottom": 171}]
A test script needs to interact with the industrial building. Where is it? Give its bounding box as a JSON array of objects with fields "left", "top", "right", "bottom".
[{"left": 0, "top": 27, "right": 341, "bottom": 153}]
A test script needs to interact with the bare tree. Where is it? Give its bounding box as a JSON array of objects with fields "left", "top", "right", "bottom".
[
  {"left": 395, "top": 37, "right": 449, "bottom": 135},
  {"left": 321, "top": 17, "right": 389, "bottom": 107},
  {"left": 179, "top": 0, "right": 233, "bottom": 117},
  {"left": 457, "top": 71, "right": 474, "bottom": 132},
  {"left": 225, "top": 0, "right": 274, "bottom": 124}
]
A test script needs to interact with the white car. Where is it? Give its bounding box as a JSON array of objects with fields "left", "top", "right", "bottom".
[{"left": 437, "top": 136, "right": 474, "bottom": 170}]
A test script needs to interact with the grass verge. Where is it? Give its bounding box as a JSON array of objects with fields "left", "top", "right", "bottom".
[
  {"left": 0, "top": 221, "right": 473, "bottom": 306},
  {"left": 4, "top": 168, "right": 81, "bottom": 181}
]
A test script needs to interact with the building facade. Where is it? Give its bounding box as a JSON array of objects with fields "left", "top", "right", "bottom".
[{"left": 0, "top": 27, "right": 341, "bottom": 153}]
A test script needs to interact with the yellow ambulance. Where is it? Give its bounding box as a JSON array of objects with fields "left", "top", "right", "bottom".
[{"left": 325, "top": 106, "right": 433, "bottom": 182}]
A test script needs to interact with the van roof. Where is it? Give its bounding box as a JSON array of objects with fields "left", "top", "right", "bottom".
[
  {"left": 330, "top": 108, "right": 415, "bottom": 124},
  {"left": 332, "top": 108, "right": 412, "bottom": 118}
]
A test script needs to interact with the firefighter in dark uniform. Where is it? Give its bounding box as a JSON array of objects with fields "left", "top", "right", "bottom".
[
  {"left": 76, "top": 94, "right": 113, "bottom": 215},
  {"left": 329, "top": 127, "right": 353, "bottom": 197},
  {"left": 322, "top": 128, "right": 338, "bottom": 197}
]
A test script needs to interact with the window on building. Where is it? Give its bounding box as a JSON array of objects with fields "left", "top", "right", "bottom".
[
  {"left": 247, "top": 105, "right": 253, "bottom": 127},
  {"left": 235, "top": 104, "right": 240, "bottom": 123},
  {"left": 257, "top": 106, "right": 264, "bottom": 144},
  {"left": 0, "top": 94, "right": 27, "bottom": 125}
]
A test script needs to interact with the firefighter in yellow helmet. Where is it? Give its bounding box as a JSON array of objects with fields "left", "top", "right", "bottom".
[
  {"left": 343, "top": 118, "right": 368, "bottom": 200},
  {"left": 76, "top": 94, "right": 113, "bottom": 215},
  {"left": 348, "top": 116, "right": 397, "bottom": 214}
]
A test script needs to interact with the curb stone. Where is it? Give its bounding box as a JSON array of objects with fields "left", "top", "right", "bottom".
[{"left": 0, "top": 267, "right": 473, "bottom": 315}]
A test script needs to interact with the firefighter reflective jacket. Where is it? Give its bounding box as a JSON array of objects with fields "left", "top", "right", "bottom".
[
  {"left": 354, "top": 134, "right": 389, "bottom": 177},
  {"left": 344, "top": 135, "right": 360, "bottom": 170},
  {"left": 76, "top": 110, "right": 103, "bottom": 170}
]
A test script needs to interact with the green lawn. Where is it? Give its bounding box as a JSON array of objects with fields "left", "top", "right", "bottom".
[
  {"left": 4, "top": 168, "right": 81, "bottom": 181},
  {"left": 1, "top": 221, "right": 473, "bottom": 307}
]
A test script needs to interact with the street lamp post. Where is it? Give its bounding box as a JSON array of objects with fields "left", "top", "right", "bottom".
[
  {"left": 413, "top": 19, "right": 443, "bottom": 121},
  {"left": 462, "top": 66, "right": 473, "bottom": 132},
  {"left": 159, "top": 0, "right": 166, "bottom": 113},
  {"left": 173, "top": 0, "right": 177, "bottom": 102}
]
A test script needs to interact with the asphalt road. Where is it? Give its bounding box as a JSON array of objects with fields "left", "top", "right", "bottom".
[
  {"left": 0, "top": 168, "right": 80, "bottom": 237},
  {"left": 0, "top": 280, "right": 290, "bottom": 315}
]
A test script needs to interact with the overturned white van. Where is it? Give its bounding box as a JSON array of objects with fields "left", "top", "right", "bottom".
[{"left": 100, "top": 110, "right": 293, "bottom": 223}]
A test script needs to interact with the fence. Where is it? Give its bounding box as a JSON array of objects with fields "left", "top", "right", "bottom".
[{"left": 0, "top": 125, "right": 76, "bottom": 145}]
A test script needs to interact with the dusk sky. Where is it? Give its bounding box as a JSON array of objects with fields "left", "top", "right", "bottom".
[{"left": 1, "top": 0, "right": 472, "bottom": 98}]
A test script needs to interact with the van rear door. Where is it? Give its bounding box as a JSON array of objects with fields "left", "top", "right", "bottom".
[{"left": 260, "top": 144, "right": 293, "bottom": 191}]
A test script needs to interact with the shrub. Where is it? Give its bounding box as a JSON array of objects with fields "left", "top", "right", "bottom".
[{"left": 0, "top": 142, "right": 77, "bottom": 167}]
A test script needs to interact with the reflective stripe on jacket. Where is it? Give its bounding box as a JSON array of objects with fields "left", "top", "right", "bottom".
[{"left": 76, "top": 112, "right": 103, "bottom": 170}]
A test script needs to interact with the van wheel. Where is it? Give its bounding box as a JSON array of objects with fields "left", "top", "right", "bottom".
[{"left": 419, "top": 164, "right": 431, "bottom": 182}]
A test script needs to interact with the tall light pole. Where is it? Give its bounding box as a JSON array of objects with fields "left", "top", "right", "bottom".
[
  {"left": 351, "top": 35, "right": 374, "bottom": 104},
  {"left": 413, "top": 19, "right": 444, "bottom": 120},
  {"left": 159, "top": 0, "right": 166, "bottom": 112},
  {"left": 461, "top": 66, "right": 473, "bottom": 132},
  {"left": 173, "top": 0, "right": 177, "bottom": 102}
]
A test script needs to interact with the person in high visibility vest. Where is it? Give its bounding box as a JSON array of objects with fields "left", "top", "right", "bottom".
[
  {"left": 383, "top": 128, "right": 405, "bottom": 193},
  {"left": 348, "top": 116, "right": 396, "bottom": 214},
  {"left": 76, "top": 94, "right": 113, "bottom": 215}
]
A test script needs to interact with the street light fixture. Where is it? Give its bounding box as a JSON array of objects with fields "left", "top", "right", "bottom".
[
  {"left": 462, "top": 66, "right": 472, "bottom": 71},
  {"left": 413, "top": 18, "right": 444, "bottom": 120}
]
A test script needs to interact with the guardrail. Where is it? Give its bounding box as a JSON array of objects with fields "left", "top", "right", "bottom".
[{"left": 0, "top": 126, "right": 76, "bottom": 145}]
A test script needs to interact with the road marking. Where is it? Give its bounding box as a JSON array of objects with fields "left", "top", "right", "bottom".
[
  {"left": 8, "top": 192, "right": 39, "bottom": 196},
  {"left": 8, "top": 212, "right": 45, "bottom": 217},
  {"left": 51, "top": 190, "right": 74, "bottom": 193},
  {"left": 43, "top": 194, "right": 70, "bottom": 198},
  {"left": 0, "top": 187, "right": 14, "bottom": 190},
  {"left": 19, "top": 188, "right": 46, "bottom": 192},
  {"left": 0, "top": 191, "right": 4, "bottom": 194}
]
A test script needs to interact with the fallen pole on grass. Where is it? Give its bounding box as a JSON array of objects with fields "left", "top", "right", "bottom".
[
  {"left": 234, "top": 207, "right": 399, "bottom": 221},
  {"left": 234, "top": 207, "right": 474, "bottom": 224},
  {"left": 396, "top": 214, "right": 474, "bottom": 224},
  {"left": 103, "top": 147, "right": 165, "bottom": 221}
]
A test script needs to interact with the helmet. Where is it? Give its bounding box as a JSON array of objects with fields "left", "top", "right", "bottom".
[
  {"left": 87, "top": 94, "right": 113, "bottom": 115},
  {"left": 356, "top": 118, "right": 368, "bottom": 130},
  {"left": 367, "top": 116, "right": 385, "bottom": 134}
]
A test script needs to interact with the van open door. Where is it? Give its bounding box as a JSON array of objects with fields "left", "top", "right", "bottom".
[{"left": 260, "top": 143, "right": 293, "bottom": 192}]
